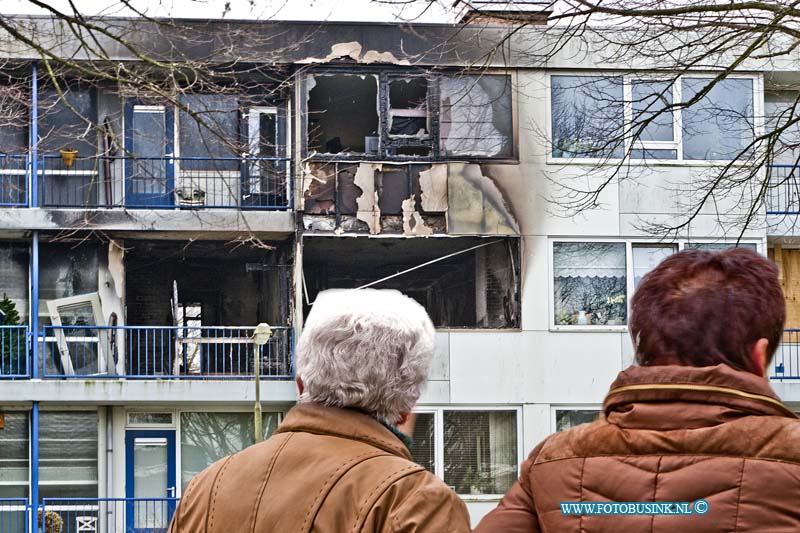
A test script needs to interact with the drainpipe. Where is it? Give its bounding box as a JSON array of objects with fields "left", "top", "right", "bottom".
[
  {"left": 31, "top": 402, "right": 39, "bottom": 522},
  {"left": 106, "top": 406, "right": 113, "bottom": 498},
  {"left": 30, "top": 62, "right": 38, "bottom": 208},
  {"left": 31, "top": 232, "right": 38, "bottom": 380}
]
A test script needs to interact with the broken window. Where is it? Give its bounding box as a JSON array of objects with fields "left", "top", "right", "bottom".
[
  {"left": 304, "top": 71, "right": 514, "bottom": 160},
  {"left": 306, "top": 74, "right": 379, "bottom": 154},
  {"left": 440, "top": 75, "right": 513, "bottom": 158},
  {"left": 303, "top": 236, "right": 520, "bottom": 328}
]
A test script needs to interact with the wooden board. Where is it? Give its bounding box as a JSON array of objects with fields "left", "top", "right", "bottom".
[{"left": 772, "top": 246, "right": 800, "bottom": 329}]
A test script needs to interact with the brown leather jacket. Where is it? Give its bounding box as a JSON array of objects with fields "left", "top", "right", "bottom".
[
  {"left": 169, "top": 403, "right": 470, "bottom": 533},
  {"left": 476, "top": 364, "right": 800, "bottom": 532}
]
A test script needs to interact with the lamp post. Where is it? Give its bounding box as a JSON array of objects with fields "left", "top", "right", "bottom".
[{"left": 252, "top": 323, "right": 272, "bottom": 443}]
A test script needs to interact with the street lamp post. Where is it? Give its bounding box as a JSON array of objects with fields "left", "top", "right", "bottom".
[{"left": 252, "top": 323, "right": 272, "bottom": 443}]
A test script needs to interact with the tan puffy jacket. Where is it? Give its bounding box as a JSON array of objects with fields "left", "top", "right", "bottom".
[
  {"left": 169, "top": 403, "right": 470, "bottom": 533},
  {"left": 476, "top": 364, "right": 800, "bottom": 532}
]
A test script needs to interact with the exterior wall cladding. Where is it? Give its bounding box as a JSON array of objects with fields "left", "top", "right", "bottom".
[{"left": 0, "top": 14, "right": 798, "bottom": 527}]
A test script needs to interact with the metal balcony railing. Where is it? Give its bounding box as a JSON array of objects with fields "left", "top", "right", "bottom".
[
  {"left": 0, "top": 498, "right": 28, "bottom": 533},
  {"left": 771, "top": 329, "right": 800, "bottom": 379},
  {"left": 0, "top": 154, "right": 28, "bottom": 207},
  {"left": 0, "top": 326, "right": 29, "bottom": 379},
  {"left": 41, "top": 325, "right": 293, "bottom": 379},
  {"left": 39, "top": 155, "right": 292, "bottom": 210},
  {"left": 41, "top": 498, "right": 179, "bottom": 533},
  {"left": 767, "top": 165, "right": 800, "bottom": 215}
]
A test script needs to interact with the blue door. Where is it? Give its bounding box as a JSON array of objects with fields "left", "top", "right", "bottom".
[
  {"left": 125, "top": 430, "right": 177, "bottom": 532},
  {"left": 124, "top": 101, "right": 174, "bottom": 207}
]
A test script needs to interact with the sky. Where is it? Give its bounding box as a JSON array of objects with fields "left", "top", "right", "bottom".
[{"left": 2, "top": 0, "right": 459, "bottom": 22}]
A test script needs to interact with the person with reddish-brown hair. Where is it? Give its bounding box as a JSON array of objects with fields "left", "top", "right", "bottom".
[{"left": 476, "top": 248, "right": 800, "bottom": 532}]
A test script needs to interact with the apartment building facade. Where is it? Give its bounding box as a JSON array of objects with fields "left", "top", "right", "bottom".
[{"left": 0, "top": 8, "right": 798, "bottom": 531}]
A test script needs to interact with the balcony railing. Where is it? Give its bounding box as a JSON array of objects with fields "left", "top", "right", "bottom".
[
  {"left": 42, "top": 325, "right": 293, "bottom": 379},
  {"left": 767, "top": 165, "right": 800, "bottom": 215},
  {"left": 771, "top": 329, "right": 800, "bottom": 379},
  {"left": 0, "top": 326, "right": 29, "bottom": 379},
  {"left": 0, "top": 498, "right": 28, "bottom": 533},
  {"left": 38, "top": 155, "right": 291, "bottom": 210},
  {"left": 0, "top": 155, "right": 28, "bottom": 207},
  {"left": 41, "top": 498, "right": 178, "bottom": 533}
]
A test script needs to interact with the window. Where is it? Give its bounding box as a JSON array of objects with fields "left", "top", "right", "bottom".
[
  {"left": 180, "top": 412, "right": 280, "bottom": 490},
  {"left": 551, "top": 75, "right": 624, "bottom": 159},
  {"left": 443, "top": 410, "right": 518, "bottom": 496},
  {"left": 409, "top": 408, "right": 520, "bottom": 496},
  {"left": 39, "top": 411, "right": 98, "bottom": 499},
  {"left": 555, "top": 409, "right": 600, "bottom": 432},
  {"left": 409, "top": 412, "right": 435, "bottom": 474},
  {"left": 553, "top": 242, "right": 627, "bottom": 326},
  {"left": 632, "top": 244, "right": 677, "bottom": 288},
  {"left": 0, "top": 78, "right": 29, "bottom": 156},
  {"left": 127, "top": 412, "right": 174, "bottom": 427},
  {"left": 440, "top": 75, "right": 514, "bottom": 158},
  {"left": 684, "top": 242, "right": 758, "bottom": 252},
  {"left": 38, "top": 84, "right": 97, "bottom": 157},
  {"left": 305, "top": 72, "right": 513, "bottom": 160},
  {"left": 630, "top": 80, "right": 677, "bottom": 160},
  {"left": 682, "top": 78, "right": 754, "bottom": 160},
  {"left": 552, "top": 239, "right": 760, "bottom": 329},
  {"left": 550, "top": 74, "right": 755, "bottom": 161},
  {"left": 178, "top": 94, "right": 239, "bottom": 170},
  {"left": 0, "top": 412, "right": 28, "bottom": 498}
]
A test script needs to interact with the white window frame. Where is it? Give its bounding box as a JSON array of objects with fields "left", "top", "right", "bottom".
[
  {"left": 546, "top": 71, "right": 764, "bottom": 166},
  {"left": 549, "top": 238, "right": 763, "bottom": 331},
  {"left": 550, "top": 405, "right": 602, "bottom": 434},
  {"left": 413, "top": 405, "right": 523, "bottom": 501},
  {"left": 46, "top": 292, "right": 107, "bottom": 375}
]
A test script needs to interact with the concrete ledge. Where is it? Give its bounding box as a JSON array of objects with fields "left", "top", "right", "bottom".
[
  {"left": 0, "top": 208, "right": 296, "bottom": 237},
  {"left": 0, "top": 378, "right": 299, "bottom": 404}
]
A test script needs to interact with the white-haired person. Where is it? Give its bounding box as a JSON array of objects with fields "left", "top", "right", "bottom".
[{"left": 169, "top": 289, "right": 471, "bottom": 533}]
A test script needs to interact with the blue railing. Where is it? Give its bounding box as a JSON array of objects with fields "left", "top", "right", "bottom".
[
  {"left": 0, "top": 326, "right": 29, "bottom": 379},
  {"left": 41, "top": 498, "right": 179, "bottom": 533},
  {"left": 42, "top": 325, "right": 293, "bottom": 379},
  {"left": 0, "top": 498, "right": 27, "bottom": 533},
  {"left": 39, "top": 155, "right": 292, "bottom": 210},
  {"left": 767, "top": 165, "right": 800, "bottom": 215},
  {"left": 771, "top": 329, "right": 800, "bottom": 379},
  {"left": 0, "top": 155, "right": 28, "bottom": 207}
]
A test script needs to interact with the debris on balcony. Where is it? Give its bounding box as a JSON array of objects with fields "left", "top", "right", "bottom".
[{"left": 302, "top": 236, "right": 520, "bottom": 328}]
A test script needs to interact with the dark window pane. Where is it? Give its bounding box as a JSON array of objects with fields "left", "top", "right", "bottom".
[
  {"left": 38, "top": 86, "right": 97, "bottom": 157},
  {"left": 410, "top": 412, "right": 435, "bottom": 474},
  {"left": 555, "top": 410, "right": 599, "bottom": 431},
  {"left": 682, "top": 78, "right": 754, "bottom": 160},
  {"left": 630, "top": 148, "right": 677, "bottom": 160},
  {"left": 179, "top": 94, "right": 239, "bottom": 170},
  {"left": 443, "top": 410, "right": 517, "bottom": 495},
  {"left": 631, "top": 80, "right": 674, "bottom": 142},
  {"left": 551, "top": 76, "right": 624, "bottom": 159},
  {"left": 307, "top": 74, "right": 379, "bottom": 154},
  {"left": 39, "top": 242, "right": 99, "bottom": 300}
]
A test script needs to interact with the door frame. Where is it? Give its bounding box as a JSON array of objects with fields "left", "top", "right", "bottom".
[
  {"left": 123, "top": 100, "right": 175, "bottom": 207},
  {"left": 125, "top": 429, "right": 177, "bottom": 530}
]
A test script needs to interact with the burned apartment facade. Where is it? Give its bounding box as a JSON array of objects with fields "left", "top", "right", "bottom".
[{"left": 0, "top": 7, "right": 799, "bottom": 529}]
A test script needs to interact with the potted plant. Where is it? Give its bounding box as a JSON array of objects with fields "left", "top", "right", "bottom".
[
  {"left": 59, "top": 146, "right": 79, "bottom": 167},
  {"left": 38, "top": 509, "right": 64, "bottom": 533},
  {"left": 0, "top": 295, "right": 22, "bottom": 375}
]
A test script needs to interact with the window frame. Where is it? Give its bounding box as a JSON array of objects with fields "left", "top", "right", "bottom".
[
  {"left": 549, "top": 238, "right": 764, "bottom": 331},
  {"left": 546, "top": 71, "right": 763, "bottom": 166},
  {"left": 300, "top": 68, "right": 518, "bottom": 163},
  {"left": 412, "top": 405, "right": 523, "bottom": 501}
]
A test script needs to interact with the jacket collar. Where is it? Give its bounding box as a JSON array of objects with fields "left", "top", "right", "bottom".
[
  {"left": 603, "top": 364, "right": 797, "bottom": 429},
  {"left": 275, "top": 402, "right": 412, "bottom": 460}
]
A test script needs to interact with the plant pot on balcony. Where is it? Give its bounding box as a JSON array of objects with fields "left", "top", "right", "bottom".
[{"left": 59, "top": 148, "right": 79, "bottom": 167}]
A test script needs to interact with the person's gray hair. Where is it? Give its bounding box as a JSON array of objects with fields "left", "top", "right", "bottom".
[{"left": 295, "top": 288, "right": 435, "bottom": 424}]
